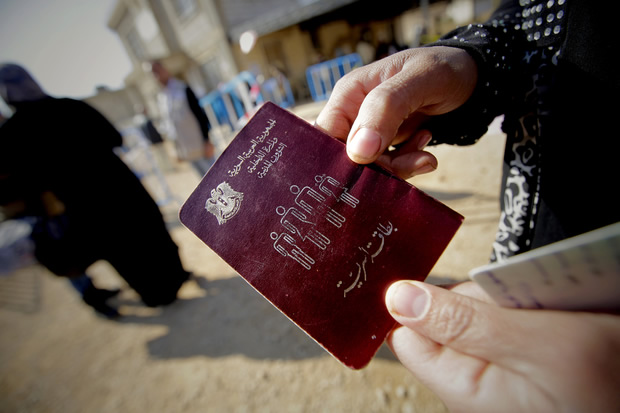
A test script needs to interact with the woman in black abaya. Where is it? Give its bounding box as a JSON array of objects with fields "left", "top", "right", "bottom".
[{"left": 0, "top": 63, "right": 190, "bottom": 314}]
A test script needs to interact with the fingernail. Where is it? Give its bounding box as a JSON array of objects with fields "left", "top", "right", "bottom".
[
  {"left": 387, "top": 281, "right": 429, "bottom": 319},
  {"left": 348, "top": 128, "right": 381, "bottom": 161},
  {"left": 413, "top": 161, "right": 437, "bottom": 176},
  {"left": 417, "top": 132, "right": 432, "bottom": 150}
]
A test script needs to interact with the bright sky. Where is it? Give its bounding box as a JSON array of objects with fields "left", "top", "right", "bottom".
[{"left": 0, "top": 0, "right": 133, "bottom": 99}]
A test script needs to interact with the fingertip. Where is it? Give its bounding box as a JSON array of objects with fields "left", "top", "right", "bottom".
[
  {"left": 386, "top": 280, "right": 430, "bottom": 321},
  {"left": 385, "top": 151, "right": 438, "bottom": 179},
  {"left": 410, "top": 154, "right": 438, "bottom": 177},
  {"left": 314, "top": 106, "right": 352, "bottom": 142},
  {"left": 347, "top": 127, "right": 382, "bottom": 163},
  {"left": 415, "top": 130, "right": 433, "bottom": 151}
]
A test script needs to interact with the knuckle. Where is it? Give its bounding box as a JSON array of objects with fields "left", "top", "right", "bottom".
[
  {"left": 331, "top": 73, "right": 355, "bottom": 93},
  {"left": 433, "top": 295, "right": 477, "bottom": 346},
  {"left": 369, "top": 85, "right": 399, "bottom": 107},
  {"left": 366, "top": 85, "right": 413, "bottom": 123}
]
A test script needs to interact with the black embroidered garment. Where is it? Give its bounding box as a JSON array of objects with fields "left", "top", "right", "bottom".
[{"left": 425, "top": 0, "right": 619, "bottom": 262}]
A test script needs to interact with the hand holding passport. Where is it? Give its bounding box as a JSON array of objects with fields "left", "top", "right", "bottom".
[{"left": 180, "top": 103, "right": 462, "bottom": 369}]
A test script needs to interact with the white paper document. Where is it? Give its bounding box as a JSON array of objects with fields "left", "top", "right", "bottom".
[{"left": 469, "top": 222, "right": 620, "bottom": 311}]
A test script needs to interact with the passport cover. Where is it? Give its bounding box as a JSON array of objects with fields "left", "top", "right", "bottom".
[{"left": 179, "top": 102, "right": 463, "bottom": 369}]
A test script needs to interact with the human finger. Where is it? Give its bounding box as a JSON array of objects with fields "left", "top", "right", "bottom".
[
  {"left": 344, "top": 66, "right": 427, "bottom": 164},
  {"left": 317, "top": 49, "right": 434, "bottom": 153},
  {"left": 377, "top": 150, "right": 437, "bottom": 180},
  {"left": 387, "top": 325, "right": 507, "bottom": 410},
  {"left": 376, "top": 130, "right": 437, "bottom": 179},
  {"left": 346, "top": 47, "right": 478, "bottom": 164},
  {"left": 388, "top": 280, "right": 620, "bottom": 382},
  {"left": 314, "top": 65, "right": 377, "bottom": 141},
  {"left": 384, "top": 280, "right": 533, "bottom": 365},
  {"left": 390, "top": 112, "right": 430, "bottom": 147},
  {"left": 444, "top": 281, "right": 495, "bottom": 304}
]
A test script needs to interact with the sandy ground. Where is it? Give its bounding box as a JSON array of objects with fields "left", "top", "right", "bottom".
[{"left": 0, "top": 102, "right": 507, "bottom": 413}]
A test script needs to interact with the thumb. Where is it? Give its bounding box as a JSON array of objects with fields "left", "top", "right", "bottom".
[
  {"left": 385, "top": 280, "right": 526, "bottom": 364},
  {"left": 345, "top": 71, "right": 426, "bottom": 164}
]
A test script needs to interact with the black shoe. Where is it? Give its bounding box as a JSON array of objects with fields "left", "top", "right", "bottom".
[
  {"left": 141, "top": 271, "right": 191, "bottom": 307},
  {"left": 82, "top": 286, "right": 121, "bottom": 319},
  {"left": 91, "top": 302, "right": 121, "bottom": 319},
  {"left": 97, "top": 288, "right": 121, "bottom": 301}
]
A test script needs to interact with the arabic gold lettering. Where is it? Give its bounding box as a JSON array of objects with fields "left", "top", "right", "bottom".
[
  {"left": 377, "top": 222, "right": 393, "bottom": 236},
  {"left": 340, "top": 221, "right": 397, "bottom": 298},
  {"left": 230, "top": 119, "right": 277, "bottom": 177},
  {"left": 343, "top": 264, "right": 361, "bottom": 297}
]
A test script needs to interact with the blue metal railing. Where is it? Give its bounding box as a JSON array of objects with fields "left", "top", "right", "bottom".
[
  {"left": 199, "top": 71, "right": 295, "bottom": 132},
  {"left": 306, "top": 53, "right": 363, "bottom": 101}
]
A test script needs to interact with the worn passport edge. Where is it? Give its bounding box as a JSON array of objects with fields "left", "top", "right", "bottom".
[
  {"left": 179, "top": 102, "right": 464, "bottom": 369},
  {"left": 242, "top": 263, "right": 390, "bottom": 370}
]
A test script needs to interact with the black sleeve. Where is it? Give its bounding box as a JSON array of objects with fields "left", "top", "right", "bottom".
[
  {"left": 185, "top": 86, "right": 210, "bottom": 142},
  {"left": 141, "top": 119, "right": 163, "bottom": 144},
  {"left": 422, "top": 0, "right": 531, "bottom": 146}
]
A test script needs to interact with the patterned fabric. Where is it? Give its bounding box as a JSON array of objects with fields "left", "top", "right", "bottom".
[{"left": 426, "top": 0, "right": 570, "bottom": 262}]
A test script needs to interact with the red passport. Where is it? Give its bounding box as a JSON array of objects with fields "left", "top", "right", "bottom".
[{"left": 179, "top": 102, "right": 463, "bottom": 369}]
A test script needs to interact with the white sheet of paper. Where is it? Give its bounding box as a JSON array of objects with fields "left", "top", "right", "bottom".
[{"left": 469, "top": 222, "right": 620, "bottom": 311}]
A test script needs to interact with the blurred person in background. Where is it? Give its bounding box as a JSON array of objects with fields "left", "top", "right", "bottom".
[
  {"left": 148, "top": 60, "right": 215, "bottom": 178},
  {"left": 0, "top": 63, "right": 191, "bottom": 317}
]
